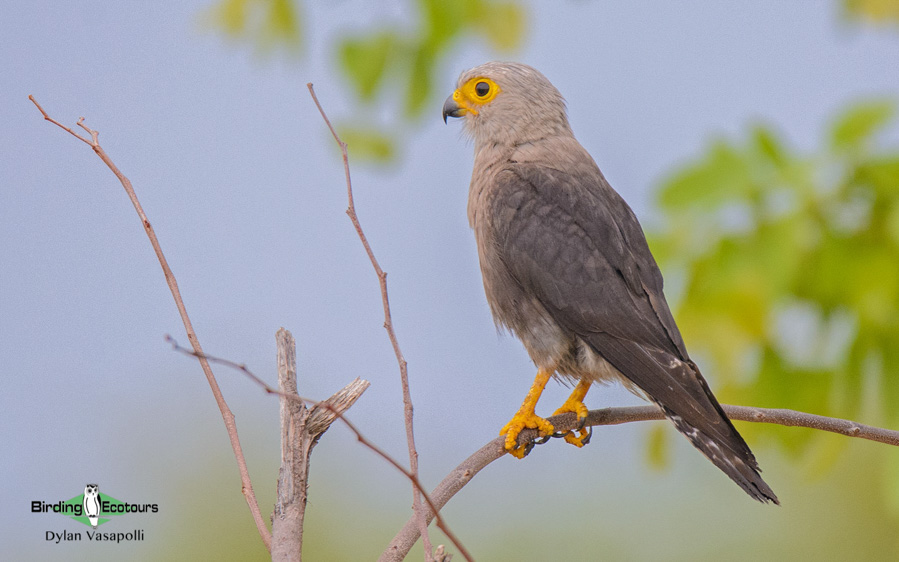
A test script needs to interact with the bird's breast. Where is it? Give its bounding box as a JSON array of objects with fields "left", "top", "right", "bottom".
[{"left": 468, "top": 171, "right": 571, "bottom": 370}]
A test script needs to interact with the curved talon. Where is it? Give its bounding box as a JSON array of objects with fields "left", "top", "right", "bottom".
[
  {"left": 575, "top": 415, "right": 587, "bottom": 431},
  {"left": 552, "top": 379, "right": 592, "bottom": 448},
  {"left": 562, "top": 425, "right": 591, "bottom": 447},
  {"left": 558, "top": 424, "right": 591, "bottom": 448},
  {"left": 500, "top": 410, "right": 555, "bottom": 458}
]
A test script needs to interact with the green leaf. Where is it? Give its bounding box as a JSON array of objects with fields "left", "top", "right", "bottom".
[
  {"left": 741, "top": 350, "right": 835, "bottom": 453},
  {"left": 887, "top": 204, "right": 899, "bottom": 246},
  {"left": 405, "top": 45, "right": 435, "bottom": 117},
  {"left": 658, "top": 140, "right": 755, "bottom": 210},
  {"left": 478, "top": 2, "right": 527, "bottom": 51},
  {"left": 339, "top": 32, "right": 398, "bottom": 101},
  {"left": 753, "top": 218, "right": 807, "bottom": 293},
  {"left": 418, "top": 0, "right": 470, "bottom": 45},
  {"left": 752, "top": 125, "right": 788, "bottom": 167},
  {"left": 882, "top": 344, "right": 899, "bottom": 423},
  {"left": 802, "top": 236, "right": 856, "bottom": 307},
  {"left": 800, "top": 432, "right": 850, "bottom": 480},
  {"left": 336, "top": 126, "right": 396, "bottom": 163},
  {"left": 843, "top": 0, "right": 899, "bottom": 25},
  {"left": 201, "top": 0, "right": 301, "bottom": 52},
  {"left": 265, "top": 0, "right": 300, "bottom": 46},
  {"left": 856, "top": 156, "right": 899, "bottom": 197},
  {"left": 205, "top": 0, "right": 248, "bottom": 35},
  {"left": 840, "top": 247, "right": 899, "bottom": 328},
  {"left": 645, "top": 425, "right": 670, "bottom": 470},
  {"left": 830, "top": 101, "right": 895, "bottom": 151},
  {"left": 885, "top": 454, "right": 899, "bottom": 514}
]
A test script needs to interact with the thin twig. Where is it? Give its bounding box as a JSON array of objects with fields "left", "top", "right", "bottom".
[
  {"left": 167, "top": 338, "right": 471, "bottom": 562},
  {"left": 306, "top": 83, "right": 437, "bottom": 561},
  {"left": 382, "top": 403, "right": 899, "bottom": 560},
  {"left": 29, "top": 96, "right": 273, "bottom": 552}
]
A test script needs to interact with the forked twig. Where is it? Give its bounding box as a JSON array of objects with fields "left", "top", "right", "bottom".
[
  {"left": 271, "top": 328, "right": 369, "bottom": 559},
  {"left": 306, "top": 83, "right": 439, "bottom": 560},
  {"left": 29, "top": 96, "right": 272, "bottom": 552},
  {"left": 167, "top": 337, "right": 471, "bottom": 562}
]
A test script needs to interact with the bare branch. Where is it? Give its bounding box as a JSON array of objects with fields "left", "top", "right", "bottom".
[
  {"left": 167, "top": 337, "right": 470, "bottom": 562},
  {"left": 30, "top": 97, "right": 273, "bottom": 552},
  {"left": 306, "top": 83, "right": 437, "bottom": 561},
  {"left": 383, "top": 403, "right": 899, "bottom": 560},
  {"left": 28, "top": 96, "right": 93, "bottom": 146},
  {"left": 724, "top": 405, "right": 899, "bottom": 446},
  {"left": 271, "top": 328, "right": 369, "bottom": 561},
  {"left": 306, "top": 377, "right": 370, "bottom": 435},
  {"left": 272, "top": 329, "right": 307, "bottom": 561}
]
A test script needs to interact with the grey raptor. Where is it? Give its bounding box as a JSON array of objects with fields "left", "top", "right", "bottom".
[{"left": 443, "top": 61, "right": 777, "bottom": 504}]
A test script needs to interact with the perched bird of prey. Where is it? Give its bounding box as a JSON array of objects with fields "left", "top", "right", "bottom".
[{"left": 443, "top": 61, "right": 777, "bottom": 503}]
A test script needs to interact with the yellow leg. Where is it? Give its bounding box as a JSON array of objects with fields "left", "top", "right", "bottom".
[
  {"left": 500, "top": 369, "right": 556, "bottom": 458},
  {"left": 552, "top": 379, "right": 591, "bottom": 448}
]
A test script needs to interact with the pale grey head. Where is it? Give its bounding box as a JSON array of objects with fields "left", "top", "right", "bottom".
[{"left": 443, "top": 62, "right": 573, "bottom": 148}]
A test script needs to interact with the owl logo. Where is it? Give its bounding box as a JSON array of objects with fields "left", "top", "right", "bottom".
[{"left": 83, "top": 484, "right": 101, "bottom": 528}]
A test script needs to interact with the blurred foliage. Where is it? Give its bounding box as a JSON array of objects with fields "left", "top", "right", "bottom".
[
  {"left": 645, "top": 424, "right": 670, "bottom": 470},
  {"left": 201, "top": 0, "right": 302, "bottom": 53},
  {"left": 649, "top": 100, "right": 899, "bottom": 482},
  {"left": 844, "top": 0, "right": 899, "bottom": 25},
  {"left": 337, "top": 0, "right": 525, "bottom": 116},
  {"left": 336, "top": 0, "right": 525, "bottom": 161},
  {"left": 203, "top": 0, "right": 526, "bottom": 161},
  {"left": 336, "top": 124, "right": 396, "bottom": 161}
]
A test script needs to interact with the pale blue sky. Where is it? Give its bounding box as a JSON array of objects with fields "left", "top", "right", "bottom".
[{"left": 2, "top": 2, "right": 898, "bottom": 560}]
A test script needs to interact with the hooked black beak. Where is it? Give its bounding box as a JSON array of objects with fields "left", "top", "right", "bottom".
[{"left": 442, "top": 94, "right": 466, "bottom": 123}]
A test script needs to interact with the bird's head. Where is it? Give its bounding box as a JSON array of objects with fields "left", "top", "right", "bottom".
[{"left": 443, "top": 62, "right": 572, "bottom": 148}]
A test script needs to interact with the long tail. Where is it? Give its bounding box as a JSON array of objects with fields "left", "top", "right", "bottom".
[
  {"left": 655, "top": 374, "right": 779, "bottom": 504},
  {"left": 587, "top": 333, "right": 779, "bottom": 504}
]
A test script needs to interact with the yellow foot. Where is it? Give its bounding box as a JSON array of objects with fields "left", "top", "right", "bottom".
[
  {"left": 500, "top": 410, "right": 555, "bottom": 459},
  {"left": 552, "top": 380, "right": 591, "bottom": 448},
  {"left": 499, "top": 368, "right": 555, "bottom": 459}
]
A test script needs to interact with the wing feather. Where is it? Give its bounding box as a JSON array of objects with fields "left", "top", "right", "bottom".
[{"left": 489, "top": 161, "right": 777, "bottom": 503}]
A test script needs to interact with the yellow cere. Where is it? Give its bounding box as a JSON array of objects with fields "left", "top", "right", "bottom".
[{"left": 453, "top": 77, "right": 501, "bottom": 115}]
